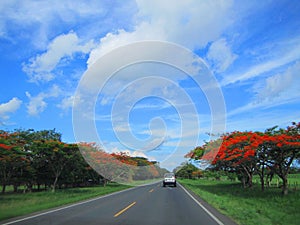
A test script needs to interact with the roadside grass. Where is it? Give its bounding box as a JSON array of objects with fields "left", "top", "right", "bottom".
[
  {"left": 0, "top": 183, "right": 130, "bottom": 221},
  {"left": 252, "top": 173, "right": 300, "bottom": 188},
  {"left": 179, "top": 178, "right": 300, "bottom": 225}
]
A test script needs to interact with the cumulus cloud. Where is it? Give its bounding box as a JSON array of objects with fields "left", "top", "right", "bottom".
[
  {"left": 0, "top": 97, "right": 22, "bottom": 120},
  {"left": 26, "top": 85, "right": 62, "bottom": 116},
  {"left": 23, "top": 31, "right": 95, "bottom": 83},
  {"left": 206, "top": 38, "right": 237, "bottom": 73},
  {"left": 88, "top": 0, "right": 234, "bottom": 66}
]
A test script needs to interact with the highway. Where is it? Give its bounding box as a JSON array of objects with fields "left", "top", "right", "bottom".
[{"left": 2, "top": 182, "right": 237, "bottom": 225}]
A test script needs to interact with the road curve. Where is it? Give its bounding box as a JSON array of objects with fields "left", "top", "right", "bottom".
[{"left": 2, "top": 182, "right": 237, "bottom": 225}]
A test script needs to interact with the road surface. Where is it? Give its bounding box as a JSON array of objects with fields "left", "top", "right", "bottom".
[{"left": 2, "top": 182, "right": 237, "bottom": 225}]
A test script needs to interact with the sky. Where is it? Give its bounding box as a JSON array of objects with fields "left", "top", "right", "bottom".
[{"left": 0, "top": 0, "right": 300, "bottom": 170}]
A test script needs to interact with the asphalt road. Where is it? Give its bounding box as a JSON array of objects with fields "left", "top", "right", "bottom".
[{"left": 2, "top": 182, "right": 237, "bottom": 225}]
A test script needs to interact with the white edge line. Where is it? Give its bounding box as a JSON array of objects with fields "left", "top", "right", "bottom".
[
  {"left": 178, "top": 183, "right": 225, "bottom": 225},
  {"left": 2, "top": 184, "right": 153, "bottom": 225}
]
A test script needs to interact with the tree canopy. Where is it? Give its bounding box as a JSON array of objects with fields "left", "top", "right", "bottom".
[{"left": 185, "top": 122, "right": 300, "bottom": 195}]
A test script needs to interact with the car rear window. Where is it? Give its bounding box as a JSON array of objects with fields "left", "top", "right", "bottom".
[{"left": 164, "top": 173, "right": 175, "bottom": 178}]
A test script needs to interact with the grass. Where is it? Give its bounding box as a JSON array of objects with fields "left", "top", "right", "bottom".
[
  {"left": 252, "top": 173, "right": 300, "bottom": 187},
  {"left": 0, "top": 183, "right": 131, "bottom": 221},
  {"left": 179, "top": 178, "right": 300, "bottom": 225}
]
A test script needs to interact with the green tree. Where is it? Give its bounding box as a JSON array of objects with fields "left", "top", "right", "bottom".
[
  {"left": 175, "top": 163, "right": 199, "bottom": 179},
  {"left": 30, "top": 140, "right": 77, "bottom": 192}
]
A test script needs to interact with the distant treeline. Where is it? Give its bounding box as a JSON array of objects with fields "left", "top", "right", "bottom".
[{"left": 0, "top": 129, "right": 168, "bottom": 193}]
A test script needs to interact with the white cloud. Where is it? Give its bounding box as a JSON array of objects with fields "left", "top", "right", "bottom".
[
  {"left": 131, "top": 151, "right": 156, "bottom": 161},
  {"left": 57, "top": 96, "right": 74, "bottom": 111},
  {"left": 113, "top": 148, "right": 157, "bottom": 161},
  {"left": 23, "top": 31, "right": 95, "bottom": 83},
  {"left": 227, "top": 61, "right": 300, "bottom": 119},
  {"left": 256, "top": 61, "right": 300, "bottom": 101},
  {"left": 57, "top": 95, "right": 83, "bottom": 111},
  {"left": 136, "top": 0, "right": 234, "bottom": 48},
  {"left": 0, "top": 0, "right": 108, "bottom": 48},
  {"left": 222, "top": 38, "right": 300, "bottom": 86},
  {"left": 0, "top": 97, "right": 22, "bottom": 120},
  {"left": 206, "top": 38, "right": 237, "bottom": 73},
  {"left": 87, "top": 22, "right": 165, "bottom": 66},
  {"left": 26, "top": 85, "right": 62, "bottom": 116},
  {"left": 88, "top": 0, "right": 234, "bottom": 66}
]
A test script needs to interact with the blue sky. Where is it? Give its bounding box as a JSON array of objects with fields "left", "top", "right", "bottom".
[{"left": 0, "top": 0, "right": 300, "bottom": 170}]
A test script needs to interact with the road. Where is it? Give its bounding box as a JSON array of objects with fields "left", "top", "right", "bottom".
[{"left": 2, "top": 182, "right": 237, "bottom": 225}]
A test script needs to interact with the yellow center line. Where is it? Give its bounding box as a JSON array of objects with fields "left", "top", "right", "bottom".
[
  {"left": 149, "top": 189, "right": 154, "bottom": 193},
  {"left": 114, "top": 202, "right": 136, "bottom": 218}
]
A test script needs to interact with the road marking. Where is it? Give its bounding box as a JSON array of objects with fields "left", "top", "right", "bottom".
[
  {"left": 114, "top": 202, "right": 136, "bottom": 217},
  {"left": 178, "top": 183, "right": 225, "bottom": 225},
  {"left": 149, "top": 188, "right": 154, "bottom": 193},
  {"left": 2, "top": 187, "right": 139, "bottom": 225},
  {"left": 3, "top": 181, "right": 162, "bottom": 225}
]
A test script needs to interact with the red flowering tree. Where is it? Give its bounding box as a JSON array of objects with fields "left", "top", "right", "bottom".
[
  {"left": 260, "top": 123, "right": 300, "bottom": 195},
  {"left": 0, "top": 131, "right": 30, "bottom": 193},
  {"left": 79, "top": 143, "right": 135, "bottom": 185},
  {"left": 216, "top": 132, "right": 258, "bottom": 187},
  {"left": 186, "top": 122, "right": 300, "bottom": 194},
  {"left": 188, "top": 132, "right": 258, "bottom": 187},
  {"left": 79, "top": 143, "right": 162, "bottom": 185}
]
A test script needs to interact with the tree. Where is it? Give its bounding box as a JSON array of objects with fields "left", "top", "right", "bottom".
[
  {"left": 175, "top": 163, "right": 199, "bottom": 179},
  {"left": 185, "top": 122, "right": 300, "bottom": 195},
  {"left": 0, "top": 131, "right": 30, "bottom": 193},
  {"left": 260, "top": 123, "right": 300, "bottom": 195},
  {"left": 196, "top": 132, "right": 258, "bottom": 187},
  {"left": 30, "top": 140, "right": 77, "bottom": 192}
]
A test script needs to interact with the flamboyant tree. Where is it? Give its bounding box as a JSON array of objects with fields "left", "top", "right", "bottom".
[
  {"left": 0, "top": 131, "right": 30, "bottom": 193},
  {"left": 79, "top": 143, "right": 134, "bottom": 185},
  {"left": 259, "top": 123, "right": 300, "bottom": 195},
  {"left": 186, "top": 122, "right": 300, "bottom": 194}
]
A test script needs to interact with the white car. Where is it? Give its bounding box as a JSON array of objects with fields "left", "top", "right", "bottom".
[{"left": 163, "top": 173, "right": 176, "bottom": 187}]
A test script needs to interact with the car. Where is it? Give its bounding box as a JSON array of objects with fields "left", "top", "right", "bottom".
[{"left": 163, "top": 173, "right": 176, "bottom": 187}]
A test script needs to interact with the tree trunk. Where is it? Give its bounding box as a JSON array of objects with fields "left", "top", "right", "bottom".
[
  {"left": 241, "top": 177, "right": 246, "bottom": 188},
  {"left": 258, "top": 163, "right": 265, "bottom": 191},
  {"left": 1, "top": 183, "right": 6, "bottom": 194},
  {"left": 52, "top": 176, "right": 58, "bottom": 192},
  {"left": 259, "top": 174, "right": 265, "bottom": 192},
  {"left": 247, "top": 173, "right": 253, "bottom": 188},
  {"left": 103, "top": 179, "right": 108, "bottom": 187},
  {"left": 13, "top": 184, "right": 18, "bottom": 193},
  {"left": 242, "top": 165, "right": 253, "bottom": 188},
  {"left": 1, "top": 170, "right": 9, "bottom": 194},
  {"left": 26, "top": 182, "right": 32, "bottom": 193},
  {"left": 282, "top": 176, "right": 288, "bottom": 195}
]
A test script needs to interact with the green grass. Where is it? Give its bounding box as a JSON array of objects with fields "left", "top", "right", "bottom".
[
  {"left": 252, "top": 173, "right": 300, "bottom": 187},
  {"left": 0, "top": 183, "right": 130, "bottom": 221},
  {"left": 179, "top": 179, "right": 300, "bottom": 225}
]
